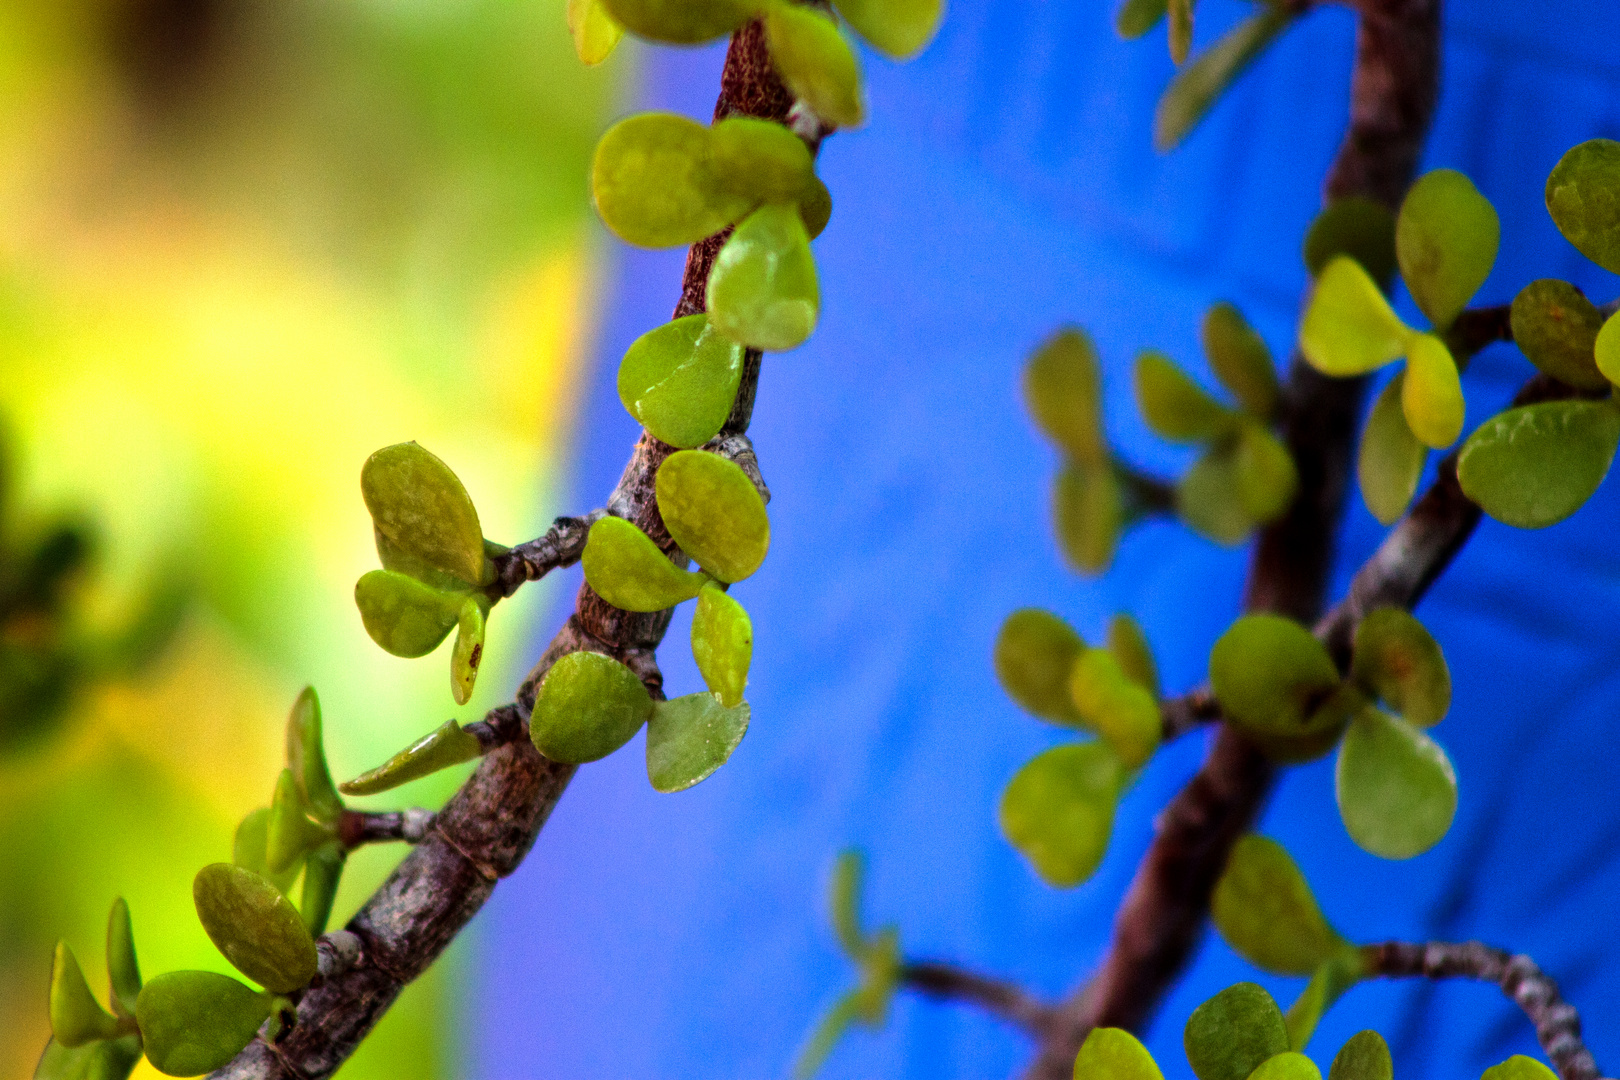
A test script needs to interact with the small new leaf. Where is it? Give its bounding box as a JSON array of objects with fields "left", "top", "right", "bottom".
[
  {"left": 1209, "top": 614, "right": 1342, "bottom": 741},
  {"left": 831, "top": 0, "right": 942, "bottom": 58},
  {"left": 105, "top": 899, "right": 141, "bottom": 1019},
  {"left": 1026, "top": 328, "right": 1107, "bottom": 465},
  {"left": 1135, "top": 351, "right": 1237, "bottom": 444},
  {"left": 1074, "top": 1028, "right": 1164, "bottom": 1080},
  {"left": 1176, "top": 446, "right": 1255, "bottom": 546},
  {"left": 451, "top": 596, "right": 487, "bottom": 705},
  {"left": 691, "top": 582, "right": 752, "bottom": 707},
  {"left": 1203, "top": 303, "right": 1279, "bottom": 421},
  {"left": 1056, "top": 461, "right": 1124, "bottom": 572},
  {"left": 765, "top": 4, "right": 864, "bottom": 128},
  {"left": 1358, "top": 374, "right": 1426, "bottom": 525},
  {"left": 1400, "top": 333, "right": 1464, "bottom": 450},
  {"left": 656, "top": 450, "right": 771, "bottom": 583},
  {"left": 1284, "top": 957, "right": 1362, "bottom": 1051},
  {"left": 341, "top": 719, "right": 483, "bottom": 796},
  {"left": 49, "top": 944, "right": 120, "bottom": 1048},
  {"left": 1232, "top": 421, "right": 1299, "bottom": 523},
  {"left": 707, "top": 203, "right": 821, "bottom": 352},
  {"left": 1395, "top": 169, "right": 1499, "bottom": 330},
  {"left": 1155, "top": 9, "right": 1293, "bottom": 151},
  {"left": 567, "top": 0, "right": 623, "bottom": 64},
  {"left": 1107, "top": 613, "right": 1160, "bottom": 699},
  {"left": 286, "top": 687, "right": 343, "bottom": 825},
  {"left": 1070, "top": 648, "right": 1161, "bottom": 768},
  {"left": 1300, "top": 258, "right": 1412, "bottom": 377}
]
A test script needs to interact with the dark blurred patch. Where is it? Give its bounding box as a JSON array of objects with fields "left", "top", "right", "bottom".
[{"left": 106, "top": 0, "right": 232, "bottom": 106}]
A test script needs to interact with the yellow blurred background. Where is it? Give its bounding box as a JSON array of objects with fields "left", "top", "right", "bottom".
[{"left": 0, "top": 0, "right": 624, "bottom": 1075}]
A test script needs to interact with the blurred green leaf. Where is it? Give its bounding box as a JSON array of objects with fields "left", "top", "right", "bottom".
[
  {"left": 794, "top": 990, "right": 861, "bottom": 1080},
  {"left": 1597, "top": 310, "right": 1620, "bottom": 388},
  {"left": 267, "top": 768, "right": 321, "bottom": 875},
  {"left": 192, "top": 863, "right": 318, "bottom": 993},
  {"left": 1209, "top": 614, "right": 1341, "bottom": 741},
  {"left": 451, "top": 595, "right": 487, "bottom": 706},
  {"left": 1358, "top": 373, "right": 1426, "bottom": 526},
  {"left": 1351, "top": 607, "right": 1449, "bottom": 726},
  {"left": 1176, "top": 446, "right": 1253, "bottom": 546},
  {"left": 708, "top": 117, "right": 818, "bottom": 204},
  {"left": 591, "top": 113, "right": 753, "bottom": 248},
  {"left": 999, "top": 742, "right": 1124, "bottom": 887},
  {"left": 354, "top": 569, "right": 466, "bottom": 657},
  {"left": 232, "top": 808, "right": 303, "bottom": 896},
  {"left": 1167, "top": 0, "right": 1193, "bottom": 63},
  {"left": 1395, "top": 169, "right": 1499, "bottom": 330},
  {"left": 598, "top": 0, "right": 754, "bottom": 44},
  {"left": 285, "top": 687, "right": 343, "bottom": 826},
  {"left": 1212, "top": 835, "right": 1348, "bottom": 976},
  {"left": 1025, "top": 328, "right": 1107, "bottom": 465},
  {"left": 49, "top": 944, "right": 120, "bottom": 1048},
  {"left": 1482, "top": 1058, "right": 1560, "bottom": 1080},
  {"left": 799, "top": 177, "right": 834, "bottom": 240},
  {"left": 993, "top": 608, "right": 1086, "bottom": 725},
  {"left": 1075, "top": 1028, "right": 1164, "bottom": 1080},
  {"left": 832, "top": 0, "right": 943, "bottom": 59},
  {"left": 1107, "top": 613, "right": 1160, "bottom": 699},
  {"left": 582, "top": 516, "right": 709, "bottom": 612},
  {"left": 361, "top": 442, "right": 488, "bottom": 587},
  {"left": 1155, "top": 9, "right": 1292, "bottom": 151},
  {"left": 707, "top": 203, "right": 821, "bottom": 351},
  {"left": 32, "top": 1036, "right": 141, "bottom": 1080},
  {"left": 1232, "top": 421, "right": 1298, "bottom": 523},
  {"left": 1457, "top": 398, "right": 1620, "bottom": 528},
  {"left": 1305, "top": 198, "right": 1398, "bottom": 287},
  {"left": 1335, "top": 706, "right": 1457, "bottom": 859},
  {"left": 1183, "top": 983, "right": 1290, "bottom": 1080},
  {"left": 530, "top": 650, "right": 654, "bottom": 764},
  {"left": 645, "top": 692, "right": 750, "bottom": 793},
  {"left": 341, "top": 718, "right": 483, "bottom": 796},
  {"left": 135, "top": 971, "right": 272, "bottom": 1078},
  {"left": 1116, "top": 0, "right": 1168, "bottom": 37},
  {"left": 1135, "top": 351, "right": 1238, "bottom": 444},
  {"left": 1300, "top": 257, "right": 1413, "bottom": 377},
  {"left": 1284, "top": 957, "right": 1361, "bottom": 1052},
  {"left": 568, "top": 0, "right": 624, "bottom": 64},
  {"left": 1400, "top": 333, "right": 1464, "bottom": 449},
  {"left": 104, "top": 899, "right": 141, "bottom": 1020},
  {"left": 691, "top": 582, "right": 752, "bottom": 707},
  {"left": 1545, "top": 138, "right": 1620, "bottom": 274},
  {"left": 765, "top": 4, "right": 865, "bottom": 128},
  {"left": 1070, "top": 648, "right": 1161, "bottom": 768},
  {"left": 1510, "top": 280, "right": 1609, "bottom": 391},
  {"left": 1329, "top": 1032, "right": 1393, "bottom": 1080},
  {"left": 1056, "top": 461, "right": 1124, "bottom": 572},
  {"left": 300, "top": 841, "right": 346, "bottom": 938},
  {"left": 1204, "top": 303, "right": 1279, "bottom": 421},
  {"left": 1251, "top": 1053, "right": 1324, "bottom": 1080},
  {"left": 656, "top": 450, "right": 771, "bottom": 583}
]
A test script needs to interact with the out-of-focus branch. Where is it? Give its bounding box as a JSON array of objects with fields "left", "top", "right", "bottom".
[{"left": 901, "top": 962, "right": 1059, "bottom": 1040}]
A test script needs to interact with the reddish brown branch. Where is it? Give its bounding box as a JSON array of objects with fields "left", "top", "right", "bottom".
[{"left": 901, "top": 962, "right": 1060, "bottom": 1040}]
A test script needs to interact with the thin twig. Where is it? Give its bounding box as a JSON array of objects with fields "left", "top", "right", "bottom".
[
  {"left": 490, "top": 512, "right": 603, "bottom": 598},
  {"left": 901, "top": 962, "right": 1059, "bottom": 1040},
  {"left": 337, "top": 808, "right": 435, "bottom": 849}
]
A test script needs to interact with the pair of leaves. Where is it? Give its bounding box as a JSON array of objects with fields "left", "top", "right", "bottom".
[
  {"left": 1176, "top": 983, "right": 1397, "bottom": 1080},
  {"left": 355, "top": 443, "right": 497, "bottom": 705},
  {"left": 45, "top": 901, "right": 140, "bottom": 1079}
]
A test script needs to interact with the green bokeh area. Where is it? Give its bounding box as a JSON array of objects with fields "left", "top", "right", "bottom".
[{"left": 0, "top": 1, "right": 622, "bottom": 1076}]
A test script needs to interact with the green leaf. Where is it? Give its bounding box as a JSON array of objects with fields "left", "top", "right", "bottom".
[
  {"left": 266, "top": 768, "right": 322, "bottom": 875},
  {"left": 656, "top": 450, "right": 771, "bottom": 582},
  {"left": 691, "top": 582, "right": 752, "bottom": 707},
  {"left": 1070, "top": 649, "right": 1162, "bottom": 768},
  {"left": 530, "top": 650, "right": 655, "bottom": 764},
  {"left": 49, "top": 944, "right": 120, "bottom": 1048},
  {"left": 32, "top": 1036, "right": 141, "bottom": 1080},
  {"left": 1329, "top": 1031, "right": 1393, "bottom": 1080},
  {"left": 104, "top": 900, "right": 140, "bottom": 1019},
  {"left": 851, "top": 925, "right": 901, "bottom": 1023},
  {"left": 1026, "top": 328, "right": 1107, "bottom": 465},
  {"left": 1300, "top": 257, "right": 1413, "bottom": 376},
  {"left": 1155, "top": 9, "right": 1292, "bottom": 152},
  {"left": 1074, "top": 1028, "right": 1164, "bottom": 1080},
  {"left": 1395, "top": 169, "right": 1499, "bottom": 330},
  {"left": 1510, "top": 280, "right": 1609, "bottom": 391},
  {"left": 1176, "top": 445, "right": 1254, "bottom": 546},
  {"left": 451, "top": 595, "right": 487, "bottom": 705},
  {"left": 1400, "top": 333, "right": 1464, "bottom": 449},
  {"left": 707, "top": 116, "right": 815, "bottom": 204},
  {"left": 1284, "top": 956, "right": 1361, "bottom": 1052},
  {"left": 619, "top": 316, "right": 747, "bottom": 450},
  {"left": 1305, "top": 198, "right": 1398, "bottom": 288},
  {"left": 285, "top": 687, "right": 342, "bottom": 825},
  {"left": 794, "top": 990, "right": 862, "bottom": 1080},
  {"left": 591, "top": 113, "right": 753, "bottom": 248},
  {"left": 645, "top": 692, "right": 751, "bottom": 792},
  {"left": 1204, "top": 303, "right": 1279, "bottom": 421},
  {"left": 135, "top": 971, "right": 273, "bottom": 1078},
  {"left": 1482, "top": 1058, "right": 1560, "bottom": 1080},
  {"left": 597, "top": 0, "right": 754, "bottom": 44},
  {"left": 1335, "top": 706, "right": 1457, "bottom": 859},
  {"left": 1167, "top": 0, "right": 1192, "bottom": 64},
  {"left": 1457, "top": 398, "right": 1620, "bottom": 528},
  {"left": 831, "top": 849, "right": 866, "bottom": 956},
  {"left": 1107, "top": 613, "right": 1160, "bottom": 699},
  {"left": 993, "top": 608, "right": 1086, "bottom": 726},
  {"left": 1250, "top": 1053, "right": 1323, "bottom": 1080},
  {"left": 1209, "top": 614, "right": 1342, "bottom": 740},
  {"left": 582, "top": 516, "right": 709, "bottom": 612},
  {"left": 999, "top": 742, "right": 1124, "bottom": 887},
  {"left": 300, "top": 841, "right": 345, "bottom": 938},
  {"left": 799, "top": 177, "right": 834, "bottom": 240},
  {"left": 1232, "top": 421, "right": 1298, "bottom": 523},
  {"left": 1135, "top": 351, "right": 1238, "bottom": 444},
  {"left": 831, "top": 0, "right": 942, "bottom": 58},
  {"left": 1351, "top": 607, "right": 1449, "bottom": 726},
  {"left": 1056, "top": 461, "right": 1123, "bottom": 572},
  {"left": 231, "top": 808, "right": 301, "bottom": 895},
  {"left": 192, "top": 863, "right": 319, "bottom": 993},
  {"left": 360, "top": 442, "right": 487, "bottom": 586},
  {"left": 340, "top": 719, "right": 483, "bottom": 796},
  {"left": 1545, "top": 138, "right": 1620, "bottom": 274},
  {"left": 707, "top": 202, "right": 820, "bottom": 352},
  {"left": 1212, "top": 835, "right": 1347, "bottom": 976},
  {"left": 354, "top": 570, "right": 465, "bottom": 658},
  {"left": 764, "top": 4, "right": 864, "bottom": 128},
  {"left": 567, "top": 0, "right": 623, "bottom": 64},
  {"left": 1183, "top": 983, "right": 1290, "bottom": 1080},
  {"left": 1597, "top": 310, "right": 1620, "bottom": 388},
  {"left": 1358, "top": 373, "right": 1426, "bottom": 526}
]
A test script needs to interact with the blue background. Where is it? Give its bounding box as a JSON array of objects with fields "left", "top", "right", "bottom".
[{"left": 471, "top": 3, "right": 1620, "bottom": 1078}]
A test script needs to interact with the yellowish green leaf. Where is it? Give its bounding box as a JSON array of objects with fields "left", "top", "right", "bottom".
[
  {"left": 1457, "top": 398, "right": 1620, "bottom": 528},
  {"left": 354, "top": 569, "right": 465, "bottom": 658},
  {"left": 598, "top": 0, "right": 755, "bottom": 44},
  {"left": 691, "top": 582, "right": 752, "bottom": 708},
  {"left": 656, "top": 450, "right": 771, "bottom": 582},
  {"left": 340, "top": 719, "right": 483, "bottom": 796},
  {"left": 1212, "top": 835, "right": 1347, "bottom": 976},
  {"left": 1176, "top": 446, "right": 1254, "bottom": 546},
  {"left": 1232, "top": 421, "right": 1298, "bottom": 524},
  {"left": 1056, "top": 461, "right": 1123, "bottom": 573},
  {"left": 999, "top": 742, "right": 1124, "bottom": 887},
  {"left": 1351, "top": 607, "right": 1449, "bottom": 726},
  {"left": 592, "top": 113, "right": 753, "bottom": 248},
  {"left": 994, "top": 608, "right": 1086, "bottom": 726},
  {"left": 567, "top": 0, "right": 623, "bottom": 64},
  {"left": 1395, "top": 169, "right": 1499, "bottom": 329},
  {"left": 831, "top": 0, "right": 943, "bottom": 59},
  {"left": 285, "top": 687, "right": 342, "bottom": 825},
  {"left": 1400, "top": 333, "right": 1464, "bottom": 449},
  {"left": 618, "top": 314, "right": 746, "bottom": 449},
  {"left": 192, "top": 864, "right": 318, "bottom": 993},
  {"left": 1183, "top": 983, "right": 1290, "bottom": 1080},
  {"left": 1155, "top": 9, "right": 1292, "bottom": 151},
  {"left": 1107, "top": 613, "right": 1159, "bottom": 699},
  {"left": 530, "top": 650, "right": 654, "bottom": 764},
  {"left": 765, "top": 4, "right": 865, "bottom": 128},
  {"left": 1335, "top": 706, "right": 1457, "bottom": 859},
  {"left": 1300, "top": 257, "right": 1413, "bottom": 377},
  {"left": 1358, "top": 373, "right": 1426, "bottom": 525},
  {"left": 1026, "top": 328, "right": 1107, "bottom": 464},
  {"left": 49, "top": 944, "right": 119, "bottom": 1048},
  {"left": 1070, "top": 649, "right": 1161, "bottom": 768},
  {"left": 1074, "top": 1028, "right": 1163, "bottom": 1080},
  {"left": 1135, "top": 351, "right": 1238, "bottom": 444},
  {"left": 646, "top": 692, "right": 750, "bottom": 792},
  {"left": 1204, "top": 303, "right": 1279, "bottom": 421},
  {"left": 707, "top": 202, "right": 820, "bottom": 351}
]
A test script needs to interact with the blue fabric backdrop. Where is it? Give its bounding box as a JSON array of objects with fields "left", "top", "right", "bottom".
[{"left": 470, "top": 3, "right": 1620, "bottom": 1078}]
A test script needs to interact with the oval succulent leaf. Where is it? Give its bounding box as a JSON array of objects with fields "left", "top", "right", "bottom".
[
  {"left": 707, "top": 202, "right": 821, "bottom": 352},
  {"left": 1510, "top": 280, "right": 1609, "bottom": 391},
  {"left": 1154, "top": 9, "right": 1292, "bottom": 152},
  {"left": 1457, "top": 398, "right": 1620, "bottom": 529},
  {"left": 1183, "top": 983, "right": 1290, "bottom": 1080},
  {"left": 1212, "top": 835, "right": 1347, "bottom": 976},
  {"left": 33, "top": 1036, "right": 142, "bottom": 1080},
  {"left": 530, "top": 650, "right": 654, "bottom": 764},
  {"left": 1335, "top": 706, "right": 1457, "bottom": 859},
  {"left": 567, "top": 0, "right": 623, "bottom": 64},
  {"left": 1251, "top": 1053, "right": 1324, "bottom": 1080},
  {"left": 799, "top": 176, "right": 834, "bottom": 240},
  {"left": 340, "top": 719, "right": 483, "bottom": 796},
  {"left": 451, "top": 595, "right": 487, "bottom": 706},
  {"left": 1056, "top": 461, "right": 1124, "bottom": 573},
  {"left": 582, "top": 516, "right": 709, "bottom": 612},
  {"left": 998, "top": 742, "right": 1125, "bottom": 888},
  {"left": 105, "top": 898, "right": 141, "bottom": 1019},
  {"left": 135, "top": 971, "right": 272, "bottom": 1078},
  {"left": 1176, "top": 446, "right": 1255, "bottom": 546},
  {"left": 994, "top": 608, "right": 1086, "bottom": 726},
  {"left": 707, "top": 117, "right": 817, "bottom": 204},
  {"left": 1305, "top": 198, "right": 1398, "bottom": 287},
  {"left": 619, "top": 316, "right": 747, "bottom": 450},
  {"left": 591, "top": 112, "right": 754, "bottom": 248},
  {"left": 192, "top": 863, "right": 318, "bottom": 993},
  {"left": 1597, "top": 310, "right": 1620, "bottom": 388},
  {"left": 691, "top": 582, "right": 752, "bottom": 708},
  {"left": 1400, "top": 333, "right": 1464, "bottom": 449},
  {"left": 1395, "top": 168, "right": 1500, "bottom": 330},
  {"left": 360, "top": 442, "right": 487, "bottom": 586},
  {"left": 1545, "top": 138, "right": 1620, "bottom": 274},
  {"left": 1482, "top": 1058, "right": 1560, "bottom": 1080},
  {"left": 764, "top": 3, "right": 864, "bottom": 129},
  {"left": 656, "top": 450, "right": 771, "bottom": 583},
  {"left": 1358, "top": 373, "right": 1427, "bottom": 526},
  {"left": 1107, "top": 613, "right": 1160, "bottom": 699},
  {"left": 1351, "top": 607, "right": 1449, "bottom": 726},
  {"left": 1135, "top": 351, "right": 1237, "bottom": 444},
  {"left": 646, "top": 692, "right": 751, "bottom": 793},
  {"left": 1209, "top": 614, "right": 1341, "bottom": 739},
  {"left": 831, "top": 0, "right": 943, "bottom": 59},
  {"left": 1070, "top": 649, "right": 1162, "bottom": 768},
  {"left": 354, "top": 570, "right": 465, "bottom": 658},
  {"left": 1300, "top": 257, "right": 1412, "bottom": 377},
  {"left": 1074, "top": 1028, "right": 1164, "bottom": 1080},
  {"left": 49, "top": 944, "right": 120, "bottom": 1048},
  {"left": 1203, "top": 303, "right": 1279, "bottom": 421},
  {"left": 1025, "top": 328, "right": 1107, "bottom": 465},
  {"left": 285, "top": 687, "right": 342, "bottom": 825},
  {"left": 596, "top": 0, "right": 755, "bottom": 45},
  {"left": 1329, "top": 1031, "right": 1393, "bottom": 1080},
  {"left": 1232, "top": 421, "right": 1299, "bottom": 523}
]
